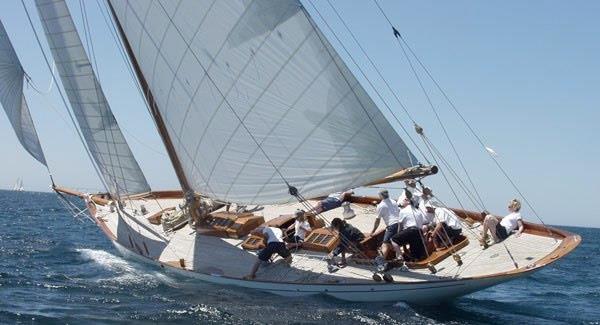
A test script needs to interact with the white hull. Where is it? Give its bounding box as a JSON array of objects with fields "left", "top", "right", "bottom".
[
  {"left": 54, "top": 187, "right": 578, "bottom": 304},
  {"left": 109, "top": 223, "right": 530, "bottom": 304}
]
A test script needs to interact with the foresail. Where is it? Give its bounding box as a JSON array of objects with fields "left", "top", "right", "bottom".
[
  {"left": 35, "top": 0, "right": 150, "bottom": 196},
  {"left": 109, "top": 0, "right": 417, "bottom": 204},
  {"left": 0, "top": 20, "right": 47, "bottom": 166}
]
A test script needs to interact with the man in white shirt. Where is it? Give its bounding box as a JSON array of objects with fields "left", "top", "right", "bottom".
[
  {"left": 244, "top": 226, "right": 292, "bottom": 280},
  {"left": 418, "top": 187, "right": 435, "bottom": 223},
  {"left": 426, "top": 202, "right": 463, "bottom": 250},
  {"left": 480, "top": 198, "right": 525, "bottom": 247},
  {"left": 390, "top": 194, "right": 427, "bottom": 260},
  {"left": 397, "top": 179, "right": 422, "bottom": 207},
  {"left": 286, "top": 209, "right": 312, "bottom": 250},
  {"left": 370, "top": 189, "right": 401, "bottom": 263}
]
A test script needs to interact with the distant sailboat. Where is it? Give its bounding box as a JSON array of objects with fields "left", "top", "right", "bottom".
[
  {"left": 12, "top": 178, "right": 24, "bottom": 192},
  {"left": 0, "top": 0, "right": 580, "bottom": 303}
]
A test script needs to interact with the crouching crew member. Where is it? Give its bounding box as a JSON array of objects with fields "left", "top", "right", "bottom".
[
  {"left": 426, "top": 201, "right": 463, "bottom": 250},
  {"left": 327, "top": 217, "right": 365, "bottom": 266},
  {"left": 244, "top": 226, "right": 292, "bottom": 280}
]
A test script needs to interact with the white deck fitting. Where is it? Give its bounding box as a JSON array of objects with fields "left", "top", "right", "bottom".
[{"left": 95, "top": 197, "right": 561, "bottom": 284}]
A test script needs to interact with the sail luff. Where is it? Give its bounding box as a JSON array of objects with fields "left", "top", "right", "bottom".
[
  {"left": 0, "top": 20, "right": 47, "bottom": 167},
  {"left": 34, "top": 0, "right": 150, "bottom": 196},
  {"left": 106, "top": 0, "right": 193, "bottom": 195},
  {"left": 108, "top": 0, "right": 418, "bottom": 204}
]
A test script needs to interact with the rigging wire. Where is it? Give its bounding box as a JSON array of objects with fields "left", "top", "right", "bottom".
[
  {"left": 21, "top": 0, "right": 110, "bottom": 194},
  {"left": 291, "top": 193, "right": 382, "bottom": 274},
  {"left": 364, "top": 0, "right": 523, "bottom": 263},
  {"left": 152, "top": 1, "right": 310, "bottom": 196},
  {"left": 94, "top": 0, "right": 178, "bottom": 213},
  {"left": 300, "top": 6, "right": 409, "bottom": 170},
  {"left": 305, "top": 0, "right": 429, "bottom": 165},
  {"left": 93, "top": 0, "right": 166, "bottom": 159},
  {"left": 77, "top": 0, "right": 155, "bottom": 250},
  {"left": 311, "top": 0, "right": 488, "bottom": 223},
  {"left": 371, "top": 0, "right": 486, "bottom": 210},
  {"left": 371, "top": 0, "right": 553, "bottom": 237},
  {"left": 78, "top": 0, "right": 127, "bottom": 200},
  {"left": 80, "top": 0, "right": 155, "bottom": 201},
  {"left": 421, "top": 134, "right": 484, "bottom": 211}
]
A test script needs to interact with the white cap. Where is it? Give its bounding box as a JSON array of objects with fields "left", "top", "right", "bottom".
[{"left": 424, "top": 200, "right": 439, "bottom": 209}]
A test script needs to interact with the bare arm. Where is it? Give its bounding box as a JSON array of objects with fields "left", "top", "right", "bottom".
[
  {"left": 515, "top": 220, "right": 525, "bottom": 237},
  {"left": 370, "top": 218, "right": 380, "bottom": 236}
]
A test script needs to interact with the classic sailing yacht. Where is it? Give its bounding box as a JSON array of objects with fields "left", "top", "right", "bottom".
[{"left": 0, "top": 1, "right": 579, "bottom": 303}]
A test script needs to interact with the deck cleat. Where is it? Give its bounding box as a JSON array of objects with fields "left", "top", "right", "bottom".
[{"left": 372, "top": 273, "right": 382, "bottom": 282}]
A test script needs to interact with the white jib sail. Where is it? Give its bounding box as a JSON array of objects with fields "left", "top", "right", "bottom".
[
  {"left": 0, "top": 20, "right": 47, "bottom": 167},
  {"left": 109, "top": 0, "right": 416, "bottom": 204},
  {"left": 35, "top": 0, "right": 150, "bottom": 196}
]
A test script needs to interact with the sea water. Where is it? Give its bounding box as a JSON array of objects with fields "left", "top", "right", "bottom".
[{"left": 0, "top": 190, "right": 598, "bottom": 324}]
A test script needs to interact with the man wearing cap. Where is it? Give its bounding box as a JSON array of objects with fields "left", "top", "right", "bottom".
[
  {"left": 390, "top": 192, "right": 427, "bottom": 261},
  {"left": 417, "top": 187, "right": 437, "bottom": 229},
  {"left": 244, "top": 226, "right": 293, "bottom": 280},
  {"left": 370, "top": 189, "right": 401, "bottom": 265},
  {"left": 397, "top": 179, "right": 422, "bottom": 208}
]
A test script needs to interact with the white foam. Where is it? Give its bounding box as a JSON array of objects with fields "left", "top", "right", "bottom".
[
  {"left": 76, "top": 248, "right": 174, "bottom": 287},
  {"left": 76, "top": 248, "right": 135, "bottom": 273}
]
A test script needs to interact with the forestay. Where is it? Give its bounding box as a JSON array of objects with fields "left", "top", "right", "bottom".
[
  {"left": 35, "top": 0, "right": 150, "bottom": 196},
  {"left": 0, "top": 20, "right": 47, "bottom": 166},
  {"left": 109, "top": 0, "right": 416, "bottom": 204}
]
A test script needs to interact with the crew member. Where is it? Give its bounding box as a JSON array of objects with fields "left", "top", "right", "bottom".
[
  {"left": 480, "top": 198, "right": 524, "bottom": 247},
  {"left": 370, "top": 189, "right": 401, "bottom": 264},
  {"left": 244, "top": 226, "right": 292, "bottom": 280}
]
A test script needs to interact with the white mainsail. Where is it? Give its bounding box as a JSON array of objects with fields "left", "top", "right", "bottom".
[
  {"left": 108, "top": 0, "right": 417, "bottom": 204},
  {"left": 0, "top": 20, "right": 47, "bottom": 167},
  {"left": 35, "top": 0, "right": 150, "bottom": 196}
]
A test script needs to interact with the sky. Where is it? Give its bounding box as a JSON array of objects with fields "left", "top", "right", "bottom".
[{"left": 0, "top": 1, "right": 598, "bottom": 228}]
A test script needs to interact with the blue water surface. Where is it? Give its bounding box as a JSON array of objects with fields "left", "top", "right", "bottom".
[{"left": 0, "top": 190, "right": 598, "bottom": 324}]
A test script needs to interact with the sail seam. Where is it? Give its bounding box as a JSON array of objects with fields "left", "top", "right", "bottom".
[
  {"left": 118, "top": 0, "right": 220, "bottom": 198},
  {"left": 221, "top": 57, "right": 335, "bottom": 198},
  {"left": 202, "top": 11, "right": 314, "bottom": 187},
  {"left": 300, "top": 6, "right": 405, "bottom": 168},
  {"left": 249, "top": 83, "right": 358, "bottom": 203}
]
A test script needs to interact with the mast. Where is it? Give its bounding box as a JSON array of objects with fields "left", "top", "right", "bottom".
[
  {"left": 106, "top": 2, "right": 192, "bottom": 195},
  {"left": 106, "top": 0, "right": 419, "bottom": 205}
]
